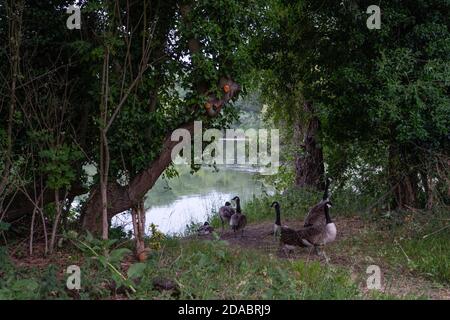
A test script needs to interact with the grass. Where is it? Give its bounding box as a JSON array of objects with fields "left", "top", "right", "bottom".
[
  {"left": 132, "top": 236, "right": 361, "bottom": 300},
  {"left": 335, "top": 207, "right": 450, "bottom": 286},
  {"left": 2, "top": 223, "right": 443, "bottom": 300},
  {"left": 1, "top": 187, "right": 448, "bottom": 300},
  {"left": 379, "top": 212, "right": 450, "bottom": 284},
  {"left": 0, "top": 236, "right": 362, "bottom": 300}
]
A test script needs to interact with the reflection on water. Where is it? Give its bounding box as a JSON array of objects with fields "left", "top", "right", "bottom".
[{"left": 112, "top": 166, "right": 273, "bottom": 235}]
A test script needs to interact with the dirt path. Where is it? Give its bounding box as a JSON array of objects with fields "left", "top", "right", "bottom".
[{"left": 195, "top": 216, "right": 450, "bottom": 300}]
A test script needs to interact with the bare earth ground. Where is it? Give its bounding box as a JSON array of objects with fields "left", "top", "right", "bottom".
[{"left": 194, "top": 216, "right": 450, "bottom": 300}]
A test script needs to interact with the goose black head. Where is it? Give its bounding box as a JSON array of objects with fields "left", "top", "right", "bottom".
[
  {"left": 271, "top": 201, "right": 280, "bottom": 208},
  {"left": 225, "top": 201, "right": 231, "bottom": 206},
  {"left": 204, "top": 222, "right": 210, "bottom": 226},
  {"left": 232, "top": 196, "right": 241, "bottom": 213}
]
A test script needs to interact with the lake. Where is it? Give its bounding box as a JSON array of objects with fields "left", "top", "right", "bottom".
[{"left": 111, "top": 165, "right": 274, "bottom": 235}]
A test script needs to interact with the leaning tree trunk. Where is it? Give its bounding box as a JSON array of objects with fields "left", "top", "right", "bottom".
[
  {"left": 294, "top": 102, "right": 325, "bottom": 189},
  {"left": 80, "top": 123, "right": 193, "bottom": 235}
]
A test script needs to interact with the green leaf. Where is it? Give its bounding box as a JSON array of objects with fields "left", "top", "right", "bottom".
[
  {"left": 127, "top": 262, "right": 147, "bottom": 279},
  {"left": 0, "top": 221, "right": 11, "bottom": 232},
  {"left": 109, "top": 248, "right": 132, "bottom": 264}
]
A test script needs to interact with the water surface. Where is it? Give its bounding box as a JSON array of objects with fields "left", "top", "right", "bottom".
[{"left": 112, "top": 166, "right": 273, "bottom": 235}]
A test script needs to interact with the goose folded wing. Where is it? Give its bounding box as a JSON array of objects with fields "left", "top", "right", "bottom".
[
  {"left": 303, "top": 202, "right": 327, "bottom": 227},
  {"left": 220, "top": 206, "right": 235, "bottom": 219},
  {"left": 280, "top": 224, "right": 323, "bottom": 247}
]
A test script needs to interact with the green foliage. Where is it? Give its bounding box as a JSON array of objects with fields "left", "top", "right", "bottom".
[
  {"left": 0, "top": 221, "right": 11, "bottom": 232},
  {"left": 0, "top": 247, "right": 69, "bottom": 300},
  {"left": 0, "top": 278, "right": 41, "bottom": 300},
  {"left": 254, "top": 0, "right": 450, "bottom": 207},
  {"left": 147, "top": 223, "right": 165, "bottom": 251},
  {"left": 39, "top": 144, "right": 83, "bottom": 190},
  {"left": 127, "top": 263, "right": 147, "bottom": 280},
  {"left": 1, "top": 0, "right": 267, "bottom": 229},
  {"left": 67, "top": 231, "right": 136, "bottom": 294},
  {"left": 109, "top": 226, "right": 132, "bottom": 241}
]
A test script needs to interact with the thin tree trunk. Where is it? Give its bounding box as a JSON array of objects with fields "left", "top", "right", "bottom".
[
  {"left": 29, "top": 207, "right": 36, "bottom": 256},
  {"left": 0, "top": 0, "right": 23, "bottom": 205},
  {"left": 40, "top": 178, "right": 48, "bottom": 255},
  {"left": 420, "top": 170, "right": 434, "bottom": 210},
  {"left": 99, "top": 48, "right": 110, "bottom": 240},
  {"left": 100, "top": 133, "right": 110, "bottom": 240},
  {"left": 49, "top": 190, "right": 61, "bottom": 254},
  {"left": 138, "top": 199, "right": 146, "bottom": 249},
  {"left": 132, "top": 199, "right": 146, "bottom": 260}
]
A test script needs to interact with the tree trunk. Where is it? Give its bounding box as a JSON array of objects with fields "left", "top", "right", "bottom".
[
  {"left": 420, "top": 170, "right": 435, "bottom": 210},
  {"left": 0, "top": 0, "right": 23, "bottom": 213},
  {"left": 81, "top": 122, "right": 195, "bottom": 235},
  {"left": 132, "top": 199, "right": 146, "bottom": 259},
  {"left": 388, "top": 144, "right": 418, "bottom": 209},
  {"left": 294, "top": 102, "right": 325, "bottom": 189},
  {"left": 49, "top": 189, "right": 61, "bottom": 254},
  {"left": 100, "top": 132, "right": 110, "bottom": 240}
]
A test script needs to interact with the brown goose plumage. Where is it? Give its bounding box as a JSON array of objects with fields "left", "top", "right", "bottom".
[
  {"left": 218, "top": 201, "right": 235, "bottom": 231},
  {"left": 197, "top": 222, "right": 214, "bottom": 235},
  {"left": 272, "top": 200, "right": 336, "bottom": 249},
  {"left": 230, "top": 196, "right": 247, "bottom": 237},
  {"left": 304, "top": 178, "right": 332, "bottom": 227}
]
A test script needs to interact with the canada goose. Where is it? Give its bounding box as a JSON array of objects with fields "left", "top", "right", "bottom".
[
  {"left": 271, "top": 201, "right": 289, "bottom": 240},
  {"left": 304, "top": 177, "right": 332, "bottom": 227},
  {"left": 218, "top": 201, "right": 235, "bottom": 231},
  {"left": 271, "top": 200, "right": 336, "bottom": 262},
  {"left": 197, "top": 222, "right": 214, "bottom": 235},
  {"left": 230, "top": 196, "right": 247, "bottom": 237}
]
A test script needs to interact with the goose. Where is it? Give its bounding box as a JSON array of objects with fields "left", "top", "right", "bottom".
[
  {"left": 271, "top": 200, "right": 336, "bottom": 262},
  {"left": 304, "top": 177, "right": 332, "bottom": 227},
  {"left": 230, "top": 196, "right": 247, "bottom": 237},
  {"left": 197, "top": 222, "right": 214, "bottom": 235},
  {"left": 218, "top": 201, "right": 235, "bottom": 231},
  {"left": 271, "top": 201, "right": 290, "bottom": 240}
]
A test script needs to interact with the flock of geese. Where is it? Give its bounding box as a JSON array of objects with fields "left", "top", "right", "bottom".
[{"left": 197, "top": 178, "right": 337, "bottom": 261}]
